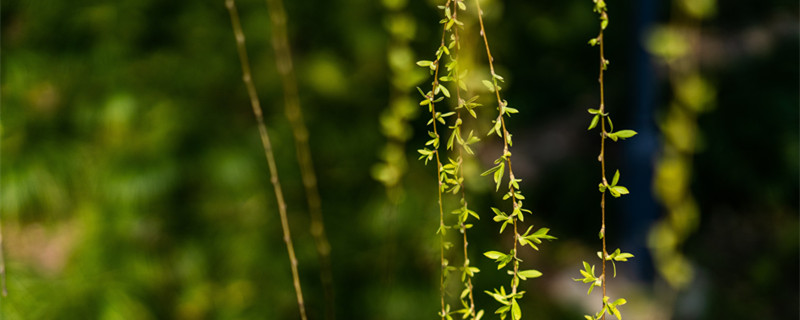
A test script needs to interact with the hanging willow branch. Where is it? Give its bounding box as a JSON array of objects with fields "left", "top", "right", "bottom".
[
  {"left": 225, "top": 1, "right": 307, "bottom": 319},
  {"left": 262, "top": 0, "right": 336, "bottom": 318},
  {"left": 573, "top": 1, "right": 636, "bottom": 319},
  {"left": 474, "top": 1, "right": 555, "bottom": 319}
]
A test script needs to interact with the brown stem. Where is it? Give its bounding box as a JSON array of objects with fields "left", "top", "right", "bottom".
[
  {"left": 262, "top": 0, "right": 336, "bottom": 318},
  {"left": 0, "top": 216, "right": 6, "bottom": 297},
  {"left": 225, "top": 2, "right": 307, "bottom": 319},
  {"left": 598, "top": 11, "right": 608, "bottom": 320},
  {"left": 475, "top": 0, "right": 522, "bottom": 295}
]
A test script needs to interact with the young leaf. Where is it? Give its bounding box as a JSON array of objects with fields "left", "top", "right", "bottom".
[
  {"left": 482, "top": 80, "right": 495, "bottom": 92},
  {"left": 610, "top": 186, "right": 629, "bottom": 197},
  {"left": 588, "top": 114, "right": 600, "bottom": 130},
  {"left": 614, "top": 129, "right": 638, "bottom": 140},
  {"left": 518, "top": 269, "right": 542, "bottom": 280},
  {"left": 511, "top": 299, "right": 521, "bottom": 320},
  {"left": 483, "top": 251, "right": 506, "bottom": 260}
]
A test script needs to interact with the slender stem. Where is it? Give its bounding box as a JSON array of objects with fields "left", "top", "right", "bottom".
[
  {"left": 598, "top": 11, "right": 608, "bottom": 320},
  {"left": 262, "top": 0, "right": 336, "bottom": 318},
  {"left": 451, "top": 3, "right": 477, "bottom": 317},
  {"left": 225, "top": 2, "right": 307, "bottom": 319},
  {"left": 0, "top": 217, "right": 6, "bottom": 297},
  {"left": 429, "top": 4, "right": 452, "bottom": 316},
  {"left": 0, "top": 95, "right": 5, "bottom": 298},
  {"left": 475, "top": 0, "right": 522, "bottom": 294}
]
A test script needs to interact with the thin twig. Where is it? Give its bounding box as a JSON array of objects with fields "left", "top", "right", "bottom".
[
  {"left": 225, "top": 2, "right": 307, "bottom": 319},
  {"left": 0, "top": 217, "right": 6, "bottom": 297},
  {"left": 475, "top": 0, "right": 522, "bottom": 295},
  {"left": 451, "top": 3, "right": 477, "bottom": 317},
  {"left": 427, "top": 3, "right": 453, "bottom": 318},
  {"left": 262, "top": 0, "right": 336, "bottom": 318},
  {"left": 598, "top": 12, "right": 608, "bottom": 320}
]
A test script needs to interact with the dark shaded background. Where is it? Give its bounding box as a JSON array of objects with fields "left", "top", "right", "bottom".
[{"left": 1, "top": 0, "right": 797, "bottom": 319}]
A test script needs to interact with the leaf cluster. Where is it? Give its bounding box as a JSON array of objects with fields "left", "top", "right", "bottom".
[{"left": 484, "top": 286, "right": 525, "bottom": 320}]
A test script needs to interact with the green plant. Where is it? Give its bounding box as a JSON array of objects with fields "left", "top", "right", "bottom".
[
  {"left": 572, "top": 1, "right": 636, "bottom": 319},
  {"left": 225, "top": 1, "right": 307, "bottom": 319},
  {"left": 418, "top": 1, "right": 556, "bottom": 319},
  {"left": 415, "top": 2, "right": 459, "bottom": 317},
  {"left": 472, "top": 1, "right": 555, "bottom": 319},
  {"left": 439, "top": 2, "right": 483, "bottom": 319},
  {"left": 416, "top": 1, "right": 487, "bottom": 319}
]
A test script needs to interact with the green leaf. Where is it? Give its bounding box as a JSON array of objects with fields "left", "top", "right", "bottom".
[
  {"left": 416, "top": 60, "right": 433, "bottom": 67},
  {"left": 482, "top": 80, "right": 495, "bottom": 92},
  {"left": 511, "top": 299, "right": 521, "bottom": 320},
  {"left": 492, "top": 162, "right": 505, "bottom": 191},
  {"left": 483, "top": 251, "right": 505, "bottom": 260},
  {"left": 518, "top": 269, "right": 542, "bottom": 280},
  {"left": 493, "top": 73, "right": 505, "bottom": 82},
  {"left": 614, "top": 129, "right": 638, "bottom": 140},
  {"left": 481, "top": 163, "right": 501, "bottom": 176},
  {"left": 485, "top": 288, "right": 510, "bottom": 305},
  {"left": 610, "top": 186, "right": 629, "bottom": 197},
  {"left": 447, "top": 130, "right": 457, "bottom": 150},
  {"left": 611, "top": 170, "right": 620, "bottom": 186},
  {"left": 440, "top": 85, "right": 451, "bottom": 98},
  {"left": 614, "top": 252, "right": 634, "bottom": 261},
  {"left": 588, "top": 115, "right": 600, "bottom": 130},
  {"left": 607, "top": 116, "right": 614, "bottom": 132}
]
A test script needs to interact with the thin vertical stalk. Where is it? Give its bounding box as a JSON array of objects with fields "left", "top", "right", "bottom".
[
  {"left": 262, "top": 0, "right": 336, "bottom": 318},
  {"left": 0, "top": 93, "right": 6, "bottom": 297},
  {"left": 0, "top": 217, "right": 6, "bottom": 297},
  {"left": 598, "top": 28, "right": 608, "bottom": 320},
  {"left": 225, "top": 2, "right": 307, "bottom": 319},
  {"left": 576, "top": 2, "right": 636, "bottom": 318},
  {"left": 431, "top": 6, "right": 451, "bottom": 318},
  {"left": 475, "top": 0, "right": 521, "bottom": 295},
  {"left": 451, "top": 5, "right": 476, "bottom": 318},
  {"left": 418, "top": 3, "right": 453, "bottom": 315}
]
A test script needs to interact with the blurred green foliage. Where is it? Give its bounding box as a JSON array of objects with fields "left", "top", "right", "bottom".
[{"left": 1, "top": 0, "right": 797, "bottom": 319}]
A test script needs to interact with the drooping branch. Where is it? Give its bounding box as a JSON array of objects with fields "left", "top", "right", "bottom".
[{"left": 225, "top": 2, "right": 307, "bottom": 319}]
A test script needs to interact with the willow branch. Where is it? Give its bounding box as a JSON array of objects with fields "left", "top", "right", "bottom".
[
  {"left": 225, "top": 2, "right": 307, "bottom": 319},
  {"left": 598, "top": 12, "right": 608, "bottom": 320},
  {"left": 262, "top": 0, "right": 336, "bottom": 318},
  {"left": 451, "top": 3, "right": 476, "bottom": 318},
  {"left": 428, "top": 4, "right": 452, "bottom": 317},
  {"left": 475, "top": 0, "right": 522, "bottom": 294},
  {"left": 0, "top": 217, "right": 6, "bottom": 297}
]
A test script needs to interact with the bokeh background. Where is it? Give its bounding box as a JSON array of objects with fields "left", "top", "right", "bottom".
[{"left": 1, "top": 0, "right": 797, "bottom": 319}]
